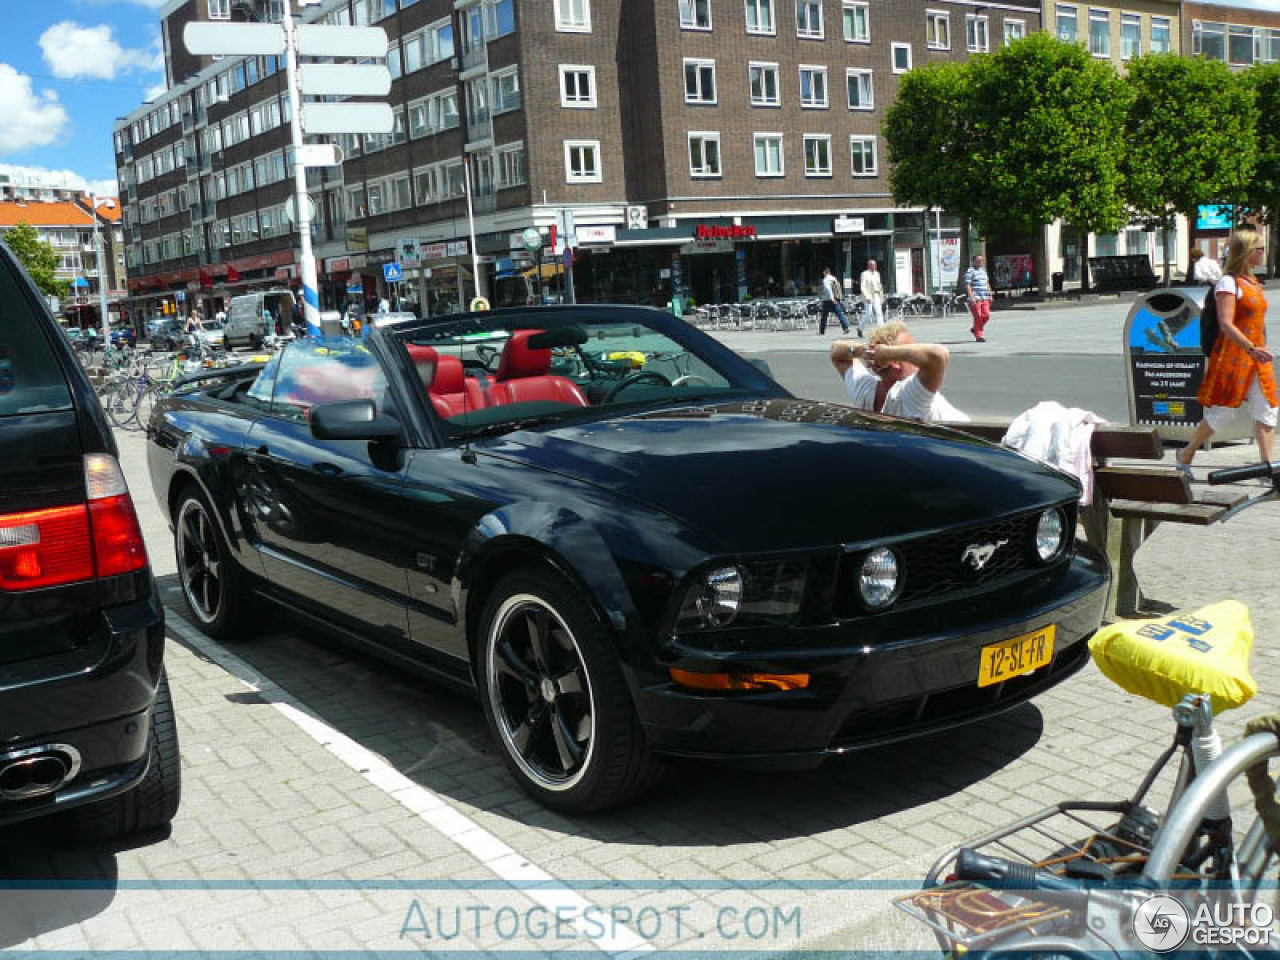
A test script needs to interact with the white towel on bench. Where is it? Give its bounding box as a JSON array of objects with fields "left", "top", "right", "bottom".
[{"left": 1003, "top": 401, "right": 1107, "bottom": 505}]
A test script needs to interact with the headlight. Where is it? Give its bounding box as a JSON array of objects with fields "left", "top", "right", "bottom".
[
  {"left": 1035, "top": 508, "right": 1066, "bottom": 561},
  {"left": 857, "top": 548, "right": 901, "bottom": 611},
  {"left": 675, "top": 560, "right": 807, "bottom": 631}
]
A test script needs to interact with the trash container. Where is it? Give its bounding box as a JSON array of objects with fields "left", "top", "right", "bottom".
[{"left": 1052, "top": 272, "right": 1064, "bottom": 293}]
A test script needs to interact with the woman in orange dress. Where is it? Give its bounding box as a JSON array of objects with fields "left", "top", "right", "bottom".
[{"left": 1177, "top": 230, "right": 1276, "bottom": 470}]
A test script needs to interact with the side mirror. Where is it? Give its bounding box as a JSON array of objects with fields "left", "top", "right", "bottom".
[
  {"left": 747, "top": 357, "right": 774, "bottom": 380},
  {"left": 310, "top": 399, "right": 401, "bottom": 441}
]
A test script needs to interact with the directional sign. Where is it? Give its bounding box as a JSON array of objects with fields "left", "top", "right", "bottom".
[
  {"left": 297, "top": 143, "right": 344, "bottom": 167},
  {"left": 184, "top": 22, "right": 284, "bottom": 56},
  {"left": 297, "top": 24, "right": 389, "bottom": 58},
  {"left": 299, "top": 63, "right": 391, "bottom": 97},
  {"left": 383, "top": 262, "right": 403, "bottom": 283},
  {"left": 302, "top": 102, "right": 394, "bottom": 135}
]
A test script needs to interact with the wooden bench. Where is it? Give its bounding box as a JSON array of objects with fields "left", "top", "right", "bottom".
[{"left": 941, "top": 420, "right": 1248, "bottom": 619}]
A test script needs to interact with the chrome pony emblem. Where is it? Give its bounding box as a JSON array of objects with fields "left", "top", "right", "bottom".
[{"left": 962, "top": 540, "right": 1008, "bottom": 571}]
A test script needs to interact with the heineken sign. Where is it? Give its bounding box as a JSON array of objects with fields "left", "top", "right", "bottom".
[{"left": 695, "top": 224, "right": 757, "bottom": 240}]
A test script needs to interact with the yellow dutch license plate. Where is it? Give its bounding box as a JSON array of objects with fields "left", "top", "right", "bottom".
[{"left": 977, "top": 626, "right": 1056, "bottom": 688}]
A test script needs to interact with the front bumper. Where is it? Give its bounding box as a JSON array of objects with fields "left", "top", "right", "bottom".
[
  {"left": 636, "top": 548, "right": 1109, "bottom": 765},
  {"left": 0, "top": 587, "right": 164, "bottom": 827}
]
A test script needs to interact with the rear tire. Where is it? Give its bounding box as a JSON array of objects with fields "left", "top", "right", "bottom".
[
  {"left": 64, "top": 669, "right": 181, "bottom": 843},
  {"left": 174, "top": 486, "right": 257, "bottom": 640},
  {"left": 476, "top": 566, "right": 663, "bottom": 813}
]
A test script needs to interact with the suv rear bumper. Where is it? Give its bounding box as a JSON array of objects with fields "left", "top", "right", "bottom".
[{"left": 0, "top": 588, "right": 164, "bottom": 827}]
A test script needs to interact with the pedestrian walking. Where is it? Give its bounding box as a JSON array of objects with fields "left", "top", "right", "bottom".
[
  {"left": 1192, "top": 246, "right": 1223, "bottom": 286},
  {"left": 817, "top": 266, "right": 851, "bottom": 336},
  {"left": 1177, "top": 230, "right": 1275, "bottom": 471},
  {"left": 964, "top": 255, "right": 993, "bottom": 342},
  {"left": 860, "top": 259, "right": 885, "bottom": 328}
]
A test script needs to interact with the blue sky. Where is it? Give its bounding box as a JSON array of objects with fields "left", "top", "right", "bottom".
[{"left": 0, "top": 0, "right": 166, "bottom": 196}]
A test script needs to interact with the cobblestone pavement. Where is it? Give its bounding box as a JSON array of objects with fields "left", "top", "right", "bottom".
[{"left": 3, "top": 359, "right": 1278, "bottom": 954}]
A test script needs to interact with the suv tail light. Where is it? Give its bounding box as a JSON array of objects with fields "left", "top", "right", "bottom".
[{"left": 0, "top": 455, "right": 148, "bottom": 590}]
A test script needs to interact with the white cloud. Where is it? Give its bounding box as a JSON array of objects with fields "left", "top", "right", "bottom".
[
  {"left": 0, "top": 66, "right": 69, "bottom": 155},
  {"left": 0, "top": 164, "right": 118, "bottom": 198},
  {"left": 38, "top": 21, "right": 159, "bottom": 81},
  {"left": 144, "top": 81, "right": 168, "bottom": 101}
]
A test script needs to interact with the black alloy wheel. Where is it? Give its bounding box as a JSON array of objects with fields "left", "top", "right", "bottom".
[
  {"left": 477, "top": 567, "right": 662, "bottom": 813},
  {"left": 174, "top": 488, "right": 254, "bottom": 640}
]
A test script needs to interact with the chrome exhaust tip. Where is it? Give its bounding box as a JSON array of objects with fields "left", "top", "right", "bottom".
[{"left": 0, "top": 743, "right": 81, "bottom": 800}]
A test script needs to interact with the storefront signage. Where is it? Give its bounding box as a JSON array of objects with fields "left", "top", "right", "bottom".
[
  {"left": 346, "top": 227, "right": 369, "bottom": 252},
  {"left": 626, "top": 205, "right": 647, "bottom": 230},
  {"left": 422, "top": 243, "right": 449, "bottom": 261},
  {"left": 326, "top": 257, "right": 350, "bottom": 273},
  {"left": 993, "top": 254, "right": 1034, "bottom": 290},
  {"left": 833, "top": 216, "right": 866, "bottom": 235},
  {"left": 447, "top": 240, "right": 469, "bottom": 257},
  {"left": 1197, "top": 205, "right": 1233, "bottom": 231},
  {"left": 680, "top": 237, "right": 734, "bottom": 255},
  {"left": 575, "top": 225, "right": 616, "bottom": 246},
  {"left": 397, "top": 236, "right": 421, "bottom": 268},
  {"left": 695, "top": 224, "right": 756, "bottom": 240}
]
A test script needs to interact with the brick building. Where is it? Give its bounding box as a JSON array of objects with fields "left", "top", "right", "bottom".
[{"left": 116, "top": 0, "right": 1050, "bottom": 319}]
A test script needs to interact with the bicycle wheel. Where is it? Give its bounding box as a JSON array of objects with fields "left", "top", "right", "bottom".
[
  {"left": 135, "top": 382, "right": 169, "bottom": 430},
  {"left": 103, "top": 379, "right": 137, "bottom": 429}
]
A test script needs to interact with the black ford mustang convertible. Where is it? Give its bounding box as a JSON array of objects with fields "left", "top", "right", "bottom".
[{"left": 148, "top": 305, "right": 1108, "bottom": 811}]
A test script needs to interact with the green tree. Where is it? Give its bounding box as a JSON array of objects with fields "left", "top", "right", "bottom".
[
  {"left": 1, "top": 222, "right": 68, "bottom": 298},
  {"left": 964, "top": 33, "right": 1131, "bottom": 290},
  {"left": 1123, "top": 53, "right": 1258, "bottom": 284},
  {"left": 1245, "top": 62, "right": 1280, "bottom": 276}
]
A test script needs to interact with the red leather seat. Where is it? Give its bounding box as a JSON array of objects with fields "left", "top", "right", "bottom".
[
  {"left": 489, "top": 331, "right": 588, "bottom": 408},
  {"left": 407, "top": 344, "right": 486, "bottom": 418}
]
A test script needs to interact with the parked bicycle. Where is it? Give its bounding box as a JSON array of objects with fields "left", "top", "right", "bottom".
[{"left": 896, "top": 460, "right": 1280, "bottom": 957}]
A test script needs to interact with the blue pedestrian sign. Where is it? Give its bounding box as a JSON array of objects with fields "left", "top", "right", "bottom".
[{"left": 383, "top": 262, "right": 403, "bottom": 283}]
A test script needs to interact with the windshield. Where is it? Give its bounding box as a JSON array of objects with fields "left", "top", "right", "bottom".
[{"left": 397, "top": 307, "right": 776, "bottom": 441}]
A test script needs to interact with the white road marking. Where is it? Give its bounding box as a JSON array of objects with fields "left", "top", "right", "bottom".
[{"left": 165, "top": 615, "right": 654, "bottom": 957}]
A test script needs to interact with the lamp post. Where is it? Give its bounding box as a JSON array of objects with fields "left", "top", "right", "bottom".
[{"left": 90, "top": 193, "right": 111, "bottom": 345}]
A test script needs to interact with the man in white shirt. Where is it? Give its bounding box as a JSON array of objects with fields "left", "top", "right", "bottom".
[
  {"left": 830, "top": 321, "right": 969, "bottom": 422},
  {"left": 860, "top": 259, "right": 885, "bottom": 327},
  {"left": 817, "top": 267, "right": 851, "bottom": 336}
]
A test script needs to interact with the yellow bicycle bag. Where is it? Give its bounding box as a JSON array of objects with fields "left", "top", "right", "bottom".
[{"left": 1088, "top": 600, "right": 1256, "bottom": 713}]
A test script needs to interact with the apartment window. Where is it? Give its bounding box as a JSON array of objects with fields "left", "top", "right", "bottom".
[
  {"left": 388, "top": 43, "right": 402, "bottom": 79},
  {"left": 208, "top": 0, "right": 231, "bottom": 19},
  {"left": 565, "top": 140, "right": 602, "bottom": 182},
  {"left": 680, "top": 0, "right": 711, "bottom": 30},
  {"left": 497, "top": 143, "right": 526, "bottom": 188},
  {"left": 346, "top": 186, "right": 367, "bottom": 220},
  {"left": 966, "top": 15, "right": 989, "bottom": 52},
  {"left": 467, "top": 78, "right": 490, "bottom": 126},
  {"left": 688, "top": 132, "right": 722, "bottom": 177},
  {"left": 685, "top": 59, "right": 717, "bottom": 104},
  {"left": 1267, "top": 28, "right": 1280, "bottom": 64},
  {"left": 850, "top": 135, "right": 877, "bottom": 176},
  {"left": 404, "top": 19, "right": 454, "bottom": 70},
  {"left": 492, "top": 68, "right": 521, "bottom": 114},
  {"left": 926, "top": 11, "right": 950, "bottom": 50},
  {"left": 560, "top": 65, "right": 596, "bottom": 107},
  {"left": 1229, "top": 25, "right": 1257, "bottom": 66},
  {"left": 1194, "top": 21, "right": 1226, "bottom": 61},
  {"left": 746, "top": 0, "right": 774, "bottom": 35},
  {"left": 484, "top": 0, "right": 516, "bottom": 38},
  {"left": 799, "top": 66, "right": 827, "bottom": 107},
  {"left": 803, "top": 135, "right": 831, "bottom": 177},
  {"left": 392, "top": 176, "right": 412, "bottom": 212},
  {"left": 891, "top": 43, "right": 912, "bottom": 72},
  {"left": 556, "top": 0, "right": 590, "bottom": 32},
  {"left": 754, "top": 133, "right": 784, "bottom": 177},
  {"left": 1125, "top": 228, "right": 1149, "bottom": 256},
  {"left": 1151, "top": 17, "right": 1171, "bottom": 54},
  {"left": 1095, "top": 232, "right": 1117, "bottom": 257},
  {"left": 1089, "top": 9, "right": 1110, "bottom": 57},
  {"left": 749, "top": 62, "right": 780, "bottom": 106},
  {"left": 1121, "top": 14, "right": 1140, "bottom": 59},
  {"left": 1004, "top": 20, "right": 1025, "bottom": 45},
  {"left": 796, "top": 0, "right": 822, "bottom": 39},
  {"left": 846, "top": 69, "right": 873, "bottom": 110},
  {"left": 843, "top": 1, "right": 868, "bottom": 42},
  {"left": 367, "top": 182, "right": 387, "bottom": 216}
]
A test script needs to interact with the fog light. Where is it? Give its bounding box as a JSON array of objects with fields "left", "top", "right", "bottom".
[
  {"left": 857, "top": 547, "right": 901, "bottom": 610},
  {"left": 670, "top": 669, "right": 810, "bottom": 692}
]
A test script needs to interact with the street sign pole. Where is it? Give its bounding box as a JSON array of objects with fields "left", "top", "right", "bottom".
[
  {"left": 461, "top": 156, "right": 481, "bottom": 302},
  {"left": 90, "top": 193, "right": 111, "bottom": 345},
  {"left": 282, "top": 3, "right": 321, "bottom": 338}
]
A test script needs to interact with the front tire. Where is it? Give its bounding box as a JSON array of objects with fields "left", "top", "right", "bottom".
[
  {"left": 174, "top": 487, "right": 256, "bottom": 640},
  {"left": 65, "top": 668, "right": 181, "bottom": 843},
  {"left": 476, "top": 566, "right": 662, "bottom": 813}
]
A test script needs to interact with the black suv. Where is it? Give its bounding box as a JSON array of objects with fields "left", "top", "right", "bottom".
[{"left": 0, "top": 241, "right": 178, "bottom": 840}]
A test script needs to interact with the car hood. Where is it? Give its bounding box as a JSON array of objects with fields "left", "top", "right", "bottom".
[{"left": 480, "top": 399, "right": 1078, "bottom": 553}]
